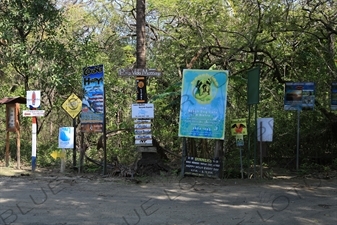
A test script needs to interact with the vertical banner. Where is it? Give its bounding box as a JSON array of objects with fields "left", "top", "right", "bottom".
[
  {"left": 179, "top": 69, "right": 228, "bottom": 139},
  {"left": 81, "top": 65, "right": 104, "bottom": 132},
  {"left": 247, "top": 67, "right": 260, "bottom": 105},
  {"left": 331, "top": 82, "right": 337, "bottom": 110},
  {"left": 284, "top": 82, "right": 315, "bottom": 110}
]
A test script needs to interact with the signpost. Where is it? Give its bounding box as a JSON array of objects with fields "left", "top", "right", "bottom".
[
  {"left": 284, "top": 82, "right": 315, "bottom": 171},
  {"left": 61, "top": 93, "right": 82, "bottom": 168},
  {"left": 24, "top": 90, "right": 42, "bottom": 172},
  {"left": 119, "top": 68, "right": 161, "bottom": 152}
]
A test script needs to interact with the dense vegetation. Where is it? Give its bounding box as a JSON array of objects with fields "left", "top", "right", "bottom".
[{"left": 1, "top": 0, "right": 337, "bottom": 177}]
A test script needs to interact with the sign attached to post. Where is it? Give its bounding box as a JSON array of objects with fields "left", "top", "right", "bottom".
[
  {"left": 26, "top": 90, "right": 41, "bottom": 108},
  {"left": 22, "top": 110, "right": 45, "bottom": 117},
  {"left": 62, "top": 93, "right": 82, "bottom": 118},
  {"left": 58, "top": 127, "right": 74, "bottom": 149},
  {"left": 257, "top": 118, "right": 274, "bottom": 142},
  {"left": 132, "top": 104, "right": 154, "bottom": 119},
  {"left": 118, "top": 68, "right": 162, "bottom": 77}
]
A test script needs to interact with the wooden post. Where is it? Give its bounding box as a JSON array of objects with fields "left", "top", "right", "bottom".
[{"left": 5, "top": 131, "right": 9, "bottom": 167}]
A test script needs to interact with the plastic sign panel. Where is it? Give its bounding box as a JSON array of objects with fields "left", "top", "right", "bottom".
[
  {"left": 236, "top": 134, "right": 244, "bottom": 147},
  {"left": 81, "top": 65, "right": 104, "bottom": 132},
  {"left": 257, "top": 118, "right": 274, "bottom": 142},
  {"left": 179, "top": 69, "right": 229, "bottom": 139},
  {"left": 58, "top": 127, "right": 74, "bottom": 149},
  {"left": 26, "top": 90, "right": 41, "bottom": 108},
  {"left": 231, "top": 118, "right": 247, "bottom": 136},
  {"left": 132, "top": 104, "right": 154, "bottom": 119},
  {"left": 331, "top": 83, "right": 337, "bottom": 110},
  {"left": 284, "top": 82, "right": 315, "bottom": 110}
]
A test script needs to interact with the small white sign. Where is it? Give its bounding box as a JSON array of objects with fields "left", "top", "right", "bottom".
[
  {"left": 135, "top": 134, "right": 152, "bottom": 140},
  {"left": 26, "top": 90, "right": 41, "bottom": 108},
  {"left": 134, "top": 119, "right": 152, "bottom": 123},
  {"left": 134, "top": 123, "right": 151, "bottom": 129},
  {"left": 257, "top": 118, "right": 274, "bottom": 142},
  {"left": 23, "top": 110, "right": 45, "bottom": 117},
  {"left": 58, "top": 127, "right": 74, "bottom": 149},
  {"left": 135, "top": 139, "right": 153, "bottom": 146},
  {"left": 132, "top": 104, "right": 154, "bottom": 119},
  {"left": 135, "top": 129, "right": 151, "bottom": 134}
]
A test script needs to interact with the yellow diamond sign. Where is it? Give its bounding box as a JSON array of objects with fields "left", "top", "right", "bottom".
[{"left": 62, "top": 93, "right": 82, "bottom": 118}]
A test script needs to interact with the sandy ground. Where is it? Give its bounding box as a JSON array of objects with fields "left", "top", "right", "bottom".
[{"left": 0, "top": 167, "right": 336, "bottom": 225}]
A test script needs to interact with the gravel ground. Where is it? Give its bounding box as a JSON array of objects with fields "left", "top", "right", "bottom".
[{"left": 0, "top": 167, "right": 336, "bottom": 225}]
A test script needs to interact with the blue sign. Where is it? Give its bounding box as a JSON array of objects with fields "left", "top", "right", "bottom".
[
  {"left": 58, "top": 127, "right": 74, "bottom": 149},
  {"left": 284, "top": 82, "right": 315, "bottom": 110},
  {"left": 178, "top": 69, "right": 228, "bottom": 139},
  {"left": 81, "top": 65, "right": 104, "bottom": 132}
]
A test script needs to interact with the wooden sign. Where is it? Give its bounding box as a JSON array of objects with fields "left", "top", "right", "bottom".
[{"left": 6, "top": 103, "right": 19, "bottom": 132}]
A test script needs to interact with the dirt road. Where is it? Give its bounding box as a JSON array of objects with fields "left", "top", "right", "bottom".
[{"left": 0, "top": 168, "right": 336, "bottom": 225}]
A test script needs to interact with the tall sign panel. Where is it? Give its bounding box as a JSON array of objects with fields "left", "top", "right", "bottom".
[
  {"left": 178, "top": 69, "right": 229, "bottom": 140},
  {"left": 81, "top": 65, "right": 104, "bottom": 132}
]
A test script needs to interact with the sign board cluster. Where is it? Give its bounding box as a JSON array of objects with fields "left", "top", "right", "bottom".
[{"left": 132, "top": 104, "right": 154, "bottom": 146}]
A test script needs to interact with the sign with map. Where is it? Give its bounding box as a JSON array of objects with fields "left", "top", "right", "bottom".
[{"left": 178, "top": 69, "right": 228, "bottom": 139}]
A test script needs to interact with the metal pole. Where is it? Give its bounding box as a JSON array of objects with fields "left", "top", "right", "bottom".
[
  {"left": 296, "top": 109, "right": 300, "bottom": 171},
  {"left": 259, "top": 121, "right": 263, "bottom": 179},
  {"left": 239, "top": 146, "right": 243, "bottom": 179},
  {"left": 103, "top": 86, "right": 107, "bottom": 175},
  {"left": 72, "top": 118, "right": 76, "bottom": 168},
  {"left": 254, "top": 104, "right": 258, "bottom": 178},
  {"left": 247, "top": 105, "right": 251, "bottom": 178}
]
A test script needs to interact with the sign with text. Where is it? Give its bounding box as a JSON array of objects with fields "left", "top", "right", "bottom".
[
  {"left": 231, "top": 118, "right": 247, "bottom": 136},
  {"left": 179, "top": 69, "right": 229, "bottom": 139},
  {"left": 118, "top": 68, "right": 162, "bottom": 76},
  {"left": 132, "top": 103, "right": 154, "bottom": 119},
  {"left": 22, "top": 110, "right": 45, "bottom": 117},
  {"left": 184, "top": 156, "right": 221, "bottom": 178},
  {"left": 81, "top": 65, "right": 104, "bottom": 132},
  {"left": 284, "top": 82, "right": 315, "bottom": 110}
]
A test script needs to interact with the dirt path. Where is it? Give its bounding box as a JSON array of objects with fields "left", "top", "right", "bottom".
[{"left": 0, "top": 167, "right": 336, "bottom": 225}]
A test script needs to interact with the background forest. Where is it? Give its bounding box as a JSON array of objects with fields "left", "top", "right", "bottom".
[{"left": 1, "top": 0, "right": 337, "bottom": 178}]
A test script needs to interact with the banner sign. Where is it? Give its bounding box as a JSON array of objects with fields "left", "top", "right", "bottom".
[
  {"left": 58, "top": 127, "right": 74, "bottom": 149},
  {"left": 257, "top": 118, "right": 274, "bottom": 142},
  {"left": 184, "top": 157, "right": 221, "bottom": 178},
  {"left": 81, "top": 65, "right": 104, "bottom": 132},
  {"left": 284, "top": 82, "right": 315, "bottom": 110},
  {"left": 179, "top": 69, "right": 229, "bottom": 139},
  {"left": 331, "top": 83, "right": 337, "bottom": 110}
]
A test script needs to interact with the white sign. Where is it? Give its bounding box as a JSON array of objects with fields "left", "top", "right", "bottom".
[
  {"left": 26, "top": 90, "right": 41, "bottom": 108},
  {"left": 135, "top": 129, "right": 151, "bottom": 135},
  {"left": 132, "top": 104, "right": 154, "bottom": 119},
  {"left": 134, "top": 123, "right": 151, "bottom": 129},
  {"left": 135, "top": 139, "right": 153, "bottom": 146},
  {"left": 257, "top": 118, "right": 274, "bottom": 142},
  {"left": 23, "top": 110, "right": 45, "bottom": 117},
  {"left": 58, "top": 127, "right": 74, "bottom": 149}
]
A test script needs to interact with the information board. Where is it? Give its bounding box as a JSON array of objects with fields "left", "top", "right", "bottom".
[{"left": 184, "top": 156, "right": 221, "bottom": 178}]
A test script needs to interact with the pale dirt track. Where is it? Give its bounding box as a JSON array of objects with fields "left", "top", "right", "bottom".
[{"left": 0, "top": 167, "right": 336, "bottom": 225}]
